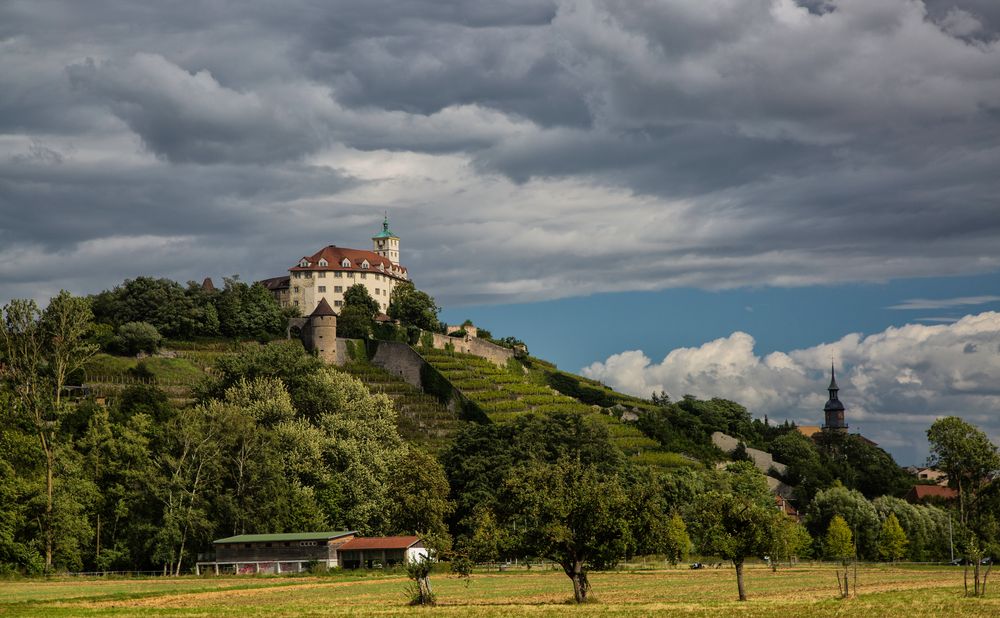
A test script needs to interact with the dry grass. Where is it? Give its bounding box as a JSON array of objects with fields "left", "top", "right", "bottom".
[{"left": 3, "top": 564, "right": 997, "bottom": 617}]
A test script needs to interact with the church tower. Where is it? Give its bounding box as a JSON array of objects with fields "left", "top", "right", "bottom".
[
  {"left": 822, "top": 364, "right": 848, "bottom": 432},
  {"left": 372, "top": 214, "right": 400, "bottom": 265}
]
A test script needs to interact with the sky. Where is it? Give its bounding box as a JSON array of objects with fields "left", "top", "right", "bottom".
[{"left": 2, "top": 0, "right": 1000, "bottom": 464}]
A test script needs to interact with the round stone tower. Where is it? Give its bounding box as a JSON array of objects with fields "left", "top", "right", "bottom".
[{"left": 308, "top": 297, "right": 338, "bottom": 363}]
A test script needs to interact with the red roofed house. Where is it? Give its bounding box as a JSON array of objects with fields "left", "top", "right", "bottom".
[
  {"left": 337, "top": 536, "right": 427, "bottom": 569},
  {"left": 905, "top": 484, "right": 959, "bottom": 504},
  {"left": 261, "top": 216, "right": 409, "bottom": 317}
]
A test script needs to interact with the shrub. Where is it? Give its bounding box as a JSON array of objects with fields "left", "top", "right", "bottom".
[{"left": 116, "top": 321, "right": 162, "bottom": 355}]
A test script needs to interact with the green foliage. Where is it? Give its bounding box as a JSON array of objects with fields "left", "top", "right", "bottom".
[
  {"left": 878, "top": 513, "right": 909, "bottom": 562},
  {"left": 387, "top": 283, "right": 441, "bottom": 331},
  {"left": 824, "top": 514, "right": 855, "bottom": 562},
  {"left": 501, "top": 457, "right": 633, "bottom": 603},
  {"left": 663, "top": 512, "right": 692, "bottom": 565},
  {"left": 336, "top": 304, "right": 373, "bottom": 339},
  {"left": 115, "top": 321, "right": 162, "bottom": 355},
  {"left": 805, "top": 483, "right": 880, "bottom": 560},
  {"left": 926, "top": 416, "right": 1000, "bottom": 526},
  {"left": 343, "top": 284, "right": 380, "bottom": 317}
]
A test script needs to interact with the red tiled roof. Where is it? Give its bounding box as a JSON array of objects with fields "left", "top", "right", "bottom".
[
  {"left": 907, "top": 485, "right": 958, "bottom": 501},
  {"left": 259, "top": 275, "right": 290, "bottom": 291},
  {"left": 290, "top": 246, "right": 407, "bottom": 279},
  {"left": 338, "top": 536, "right": 421, "bottom": 551},
  {"left": 374, "top": 313, "right": 393, "bottom": 323}
]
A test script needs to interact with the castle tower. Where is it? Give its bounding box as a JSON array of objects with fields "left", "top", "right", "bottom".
[
  {"left": 822, "top": 364, "right": 848, "bottom": 432},
  {"left": 372, "top": 214, "right": 400, "bottom": 265},
  {"left": 308, "top": 297, "right": 338, "bottom": 363}
]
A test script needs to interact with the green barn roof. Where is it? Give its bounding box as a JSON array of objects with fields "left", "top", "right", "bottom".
[{"left": 213, "top": 531, "right": 355, "bottom": 544}]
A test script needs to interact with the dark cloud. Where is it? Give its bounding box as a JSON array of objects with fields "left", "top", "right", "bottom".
[{"left": 1, "top": 0, "right": 999, "bottom": 311}]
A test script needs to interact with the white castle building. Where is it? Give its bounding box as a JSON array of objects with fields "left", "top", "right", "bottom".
[{"left": 261, "top": 216, "right": 409, "bottom": 316}]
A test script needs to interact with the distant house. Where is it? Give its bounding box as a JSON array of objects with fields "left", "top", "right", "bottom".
[
  {"left": 905, "top": 484, "right": 958, "bottom": 504},
  {"left": 195, "top": 531, "right": 428, "bottom": 575},
  {"left": 915, "top": 467, "right": 948, "bottom": 486}
]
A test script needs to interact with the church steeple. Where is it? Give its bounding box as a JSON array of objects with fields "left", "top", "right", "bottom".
[{"left": 823, "top": 363, "right": 847, "bottom": 432}]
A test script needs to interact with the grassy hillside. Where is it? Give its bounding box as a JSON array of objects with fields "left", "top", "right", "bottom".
[
  {"left": 418, "top": 348, "right": 695, "bottom": 469},
  {"left": 340, "top": 361, "right": 466, "bottom": 453}
]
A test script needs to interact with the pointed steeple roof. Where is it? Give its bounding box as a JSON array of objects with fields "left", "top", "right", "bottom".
[
  {"left": 310, "top": 297, "right": 337, "bottom": 317},
  {"left": 373, "top": 213, "right": 397, "bottom": 239},
  {"left": 824, "top": 363, "right": 844, "bottom": 413}
]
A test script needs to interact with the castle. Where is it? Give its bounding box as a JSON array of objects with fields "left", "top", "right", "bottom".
[{"left": 260, "top": 216, "right": 408, "bottom": 316}]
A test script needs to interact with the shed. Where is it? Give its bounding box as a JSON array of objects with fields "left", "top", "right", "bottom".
[{"left": 337, "top": 536, "right": 427, "bottom": 568}]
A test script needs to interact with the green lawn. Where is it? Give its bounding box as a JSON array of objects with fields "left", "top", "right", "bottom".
[{"left": 3, "top": 564, "right": 996, "bottom": 617}]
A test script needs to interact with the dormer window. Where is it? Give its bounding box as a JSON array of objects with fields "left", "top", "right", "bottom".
[
  {"left": 299, "top": 259, "right": 310, "bottom": 268},
  {"left": 378, "top": 263, "right": 385, "bottom": 272},
  {"left": 341, "top": 258, "right": 351, "bottom": 268},
  {"left": 318, "top": 259, "right": 328, "bottom": 267},
  {"left": 361, "top": 260, "right": 370, "bottom": 269}
]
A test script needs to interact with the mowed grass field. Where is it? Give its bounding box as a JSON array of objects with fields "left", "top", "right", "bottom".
[{"left": 2, "top": 564, "right": 997, "bottom": 617}]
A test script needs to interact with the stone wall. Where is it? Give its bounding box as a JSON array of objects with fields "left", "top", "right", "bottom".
[
  {"left": 427, "top": 332, "right": 514, "bottom": 366},
  {"left": 371, "top": 341, "right": 425, "bottom": 388},
  {"left": 711, "top": 431, "right": 788, "bottom": 476}
]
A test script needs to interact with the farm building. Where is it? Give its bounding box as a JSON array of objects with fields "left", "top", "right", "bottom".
[
  {"left": 195, "top": 531, "right": 428, "bottom": 574},
  {"left": 336, "top": 536, "right": 427, "bottom": 569}
]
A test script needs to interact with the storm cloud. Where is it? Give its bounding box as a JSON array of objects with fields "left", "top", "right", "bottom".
[{"left": 2, "top": 0, "right": 1000, "bottom": 308}]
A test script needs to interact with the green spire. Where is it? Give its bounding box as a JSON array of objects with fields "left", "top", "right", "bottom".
[{"left": 374, "top": 212, "right": 396, "bottom": 238}]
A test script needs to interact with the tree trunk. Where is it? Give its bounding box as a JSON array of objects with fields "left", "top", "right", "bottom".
[
  {"left": 981, "top": 562, "right": 992, "bottom": 597},
  {"left": 417, "top": 574, "right": 433, "bottom": 605},
  {"left": 567, "top": 560, "right": 590, "bottom": 603},
  {"left": 734, "top": 559, "right": 747, "bottom": 601},
  {"left": 41, "top": 433, "right": 54, "bottom": 571},
  {"left": 843, "top": 563, "right": 850, "bottom": 599}
]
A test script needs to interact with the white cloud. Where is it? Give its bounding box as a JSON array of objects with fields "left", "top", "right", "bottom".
[
  {"left": 887, "top": 295, "right": 1000, "bottom": 310},
  {"left": 582, "top": 312, "right": 1000, "bottom": 463}
]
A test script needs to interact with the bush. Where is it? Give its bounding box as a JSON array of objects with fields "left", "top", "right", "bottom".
[{"left": 116, "top": 321, "right": 162, "bottom": 355}]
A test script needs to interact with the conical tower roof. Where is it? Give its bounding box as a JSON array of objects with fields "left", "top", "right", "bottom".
[{"left": 311, "top": 297, "right": 337, "bottom": 317}]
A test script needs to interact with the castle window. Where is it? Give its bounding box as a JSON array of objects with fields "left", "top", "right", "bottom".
[
  {"left": 334, "top": 300, "right": 342, "bottom": 307},
  {"left": 293, "top": 300, "right": 299, "bottom": 306},
  {"left": 318, "top": 286, "right": 326, "bottom": 293},
  {"left": 347, "top": 272, "right": 354, "bottom": 278},
  {"left": 293, "top": 286, "right": 299, "bottom": 293},
  {"left": 341, "top": 258, "right": 351, "bottom": 267},
  {"left": 334, "top": 271, "right": 342, "bottom": 278},
  {"left": 361, "top": 260, "right": 369, "bottom": 269},
  {"left": 318, "top": 272, "right": 326, "bottom": 278},
  {"left": 318, "top": 259, "right": 328, "bottom": 267},
  {"left": 334, "top": 286, "right": 342, "bottom": 293},
  {"left": 299, "top": 259, "right": 309, "bottom": 267},
  {"left": 360, "top": 273, "right": 367, "bottom": 279}
]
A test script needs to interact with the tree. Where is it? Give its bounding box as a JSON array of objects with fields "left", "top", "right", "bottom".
[
  {"left": 663, "top": 513, "right": 692, "bottom": 566},
  {"left": 926, "top": 416, "right": 1000, "bottom": 527},
  {"left": 502, "top": 458, "right": 633, "bottom": 603},
  {"left": 388, "top": 283, "right": 441, "bottom": 332},
  {"left": 336, "top": 304, "right": 373, "bottom": 339},
  {"left": 460, "top": 504, "right": 508, "bottom": 567},
  {"left": 116, "top": 322, "right": 162, "bottom": 355},
  {"left": 0, "top": 293, "right": 98, "bottom": 570},
  {"left": 343, "top": 284, "right": 380, "bottom": 317},
  {"left": 768, "top": 517, "right": 812, "bottom": 570},
  {"left": 825, "top": 514, "right": 855, "bottom": 598},
  {"left": 804, "top": 483, "right": 880, "bottom": 560},
  {"left": 387, "top": 447, "right": 454, "bottom": 540},
  {"left": 689, "top": 490, "right": 781, "bottom": 601},
  {"left": 878, "top": 513, "right": 908, "bottom": 562}
]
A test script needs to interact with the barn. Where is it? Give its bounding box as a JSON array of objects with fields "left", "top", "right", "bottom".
[{"left": 196, "top": 531, "right": 428, "bottom": 574}]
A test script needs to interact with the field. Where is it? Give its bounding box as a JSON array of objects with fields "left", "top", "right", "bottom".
[{"left": 2, "top": 564, "right": 997, "bottom": 617}]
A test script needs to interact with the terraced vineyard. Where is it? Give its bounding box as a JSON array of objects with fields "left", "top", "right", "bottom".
[
  {"left": 418, "top": 348, "right": 694, "bottom": 469},
  {"left": 340, "top": 361, "right": 466, "bottom": 452}
]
